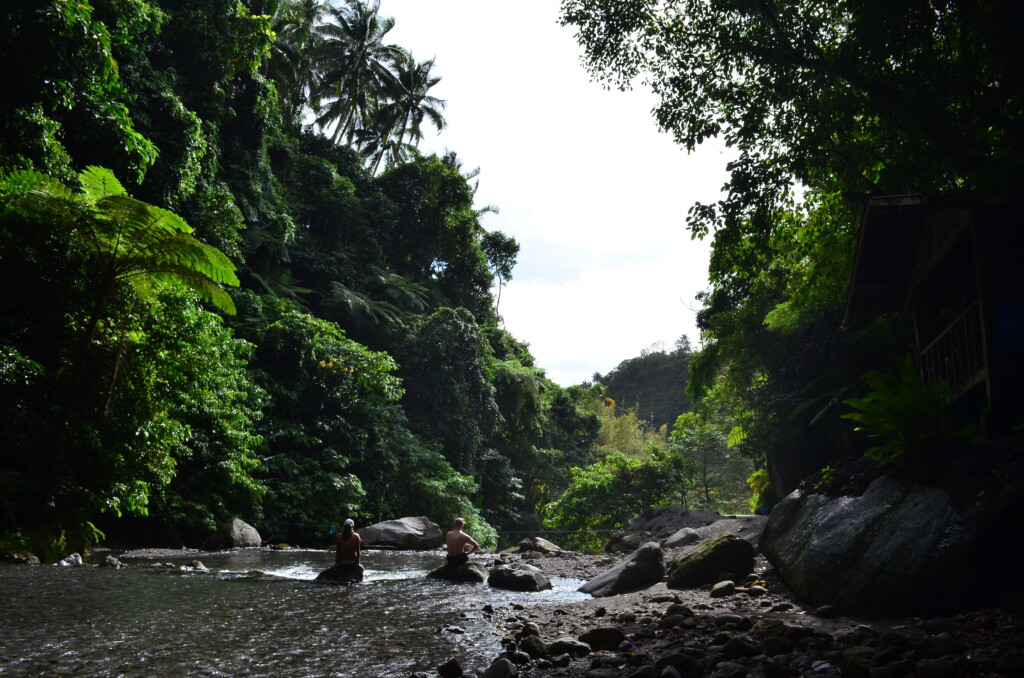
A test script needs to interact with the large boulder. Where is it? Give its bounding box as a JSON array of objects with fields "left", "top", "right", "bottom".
[
  {"left": 517, "top": 536, "right": 563, "bottom": 554},
  {"left": 579, "top": 542, "right": 665, "bottom": 597},
  {"left": 488, "top": 562, "right": 552, "bottom": 592},
  {"left": 359, "top": 516, "right": 443, "bottom": 550},
  {"left": 666, "top": 533, "right": 753, "bottom": 589},
  {"left": 205, "top": 518, "right": 261, "bottom": 549},
  {"left": 760, "top": 474, "right": 1023, "bottom": 616},
  {"left": 427, "top": 560, "right": 489, "bottom": 583}
]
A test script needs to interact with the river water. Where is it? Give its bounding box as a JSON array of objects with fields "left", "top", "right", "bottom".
[{"left": 0, "top": 549, "right": 587, "bottom": 677}]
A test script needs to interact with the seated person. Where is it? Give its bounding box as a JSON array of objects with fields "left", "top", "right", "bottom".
[
  {"left": 445, "top": 517, "right": 479, "bottom": 566},
  {"left": 335, "top": 518, "right": 363, "bottom": 575}
]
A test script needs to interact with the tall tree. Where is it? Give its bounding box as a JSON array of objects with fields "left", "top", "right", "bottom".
[
  {"left": 312, "top": 0, "right": 405, "bottom": 144},
  {"left": 365, "top": 54, "right": 447, "bottom": 172}
]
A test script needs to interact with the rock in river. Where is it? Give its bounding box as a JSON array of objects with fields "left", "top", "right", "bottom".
[
  {"left": 488, "top": 562, "right": 552, "bottom": 592},
  {"left": 359, "top": 516, "right": 444, "bottom": 550},
  {"left": 427, "top": 560, "right": 489, "bottom": 583}
]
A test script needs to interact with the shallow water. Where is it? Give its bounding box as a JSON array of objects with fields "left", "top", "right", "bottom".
[{"left": 0, "top": 549, "right": 586, "bottom": 677}]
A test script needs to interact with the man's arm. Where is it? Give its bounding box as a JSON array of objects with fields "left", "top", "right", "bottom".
[{"left": 466, "top": 534, "right": 480, "bottom": 554}]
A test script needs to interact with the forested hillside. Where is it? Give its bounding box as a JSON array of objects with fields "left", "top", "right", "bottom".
[
  {"left": 597, "top": 336, "right": 694, "bottom": 432},
  {"left": 0, "top": 0, "right": 615, "bottom": 556}
]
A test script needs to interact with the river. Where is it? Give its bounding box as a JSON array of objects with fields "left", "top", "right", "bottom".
[{"left": 0, "top": 549, "right": 587, "bottom": 677}]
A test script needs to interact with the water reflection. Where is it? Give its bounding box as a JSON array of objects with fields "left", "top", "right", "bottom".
[{"left": 0, "top": 550, "right": 586, "bottom": 677}]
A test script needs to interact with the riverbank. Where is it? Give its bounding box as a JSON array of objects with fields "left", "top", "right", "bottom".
[
  {"left": 73, "top": 527, "right": 1024, "bottom": 678},
  {"left": 465, "top": 548, "right": 1023, "bottom": 678}
]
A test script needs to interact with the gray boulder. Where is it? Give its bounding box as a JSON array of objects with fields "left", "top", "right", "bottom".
[
  {"left": 488, "top": 562, "right": 552, "bottom": 592},
  {"left": 662, "top": 527, "right": 700, "bottom": 549},
  {"left": 517, "top": 536, "right": 562, "bottom": 553},
  {"left": 206, "top": 518, "right": 261, "bottom": 549},
  {"left": 427, "top": 560, "right": 489, "bottom": 583},
  {"left": 760, "top": 474, "right": 1021, "bottom": 615},
  {"left": 666, "top": 533, "right": 753, "bottom": 589},
  {"left": 437, "top": 656, "right": 463, "bottom": 678},
  {"left": 518, "top": 633, "right": 547, "bottom": 658},
  {"left": 56, "top": 552, "right": 83, "bottom": 567},
  {"left": 359, "top": 516, "right": 443, "bottom": 549},
  {"left": 579, "top": 542, "right": 665, "bottom": 597}
]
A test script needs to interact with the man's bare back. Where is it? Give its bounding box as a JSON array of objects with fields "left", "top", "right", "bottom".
[
  {"left": 445, "top": 518, "right": 479, "bottom": 566},
  {"left": 335, "top": 531, "right": 360, "bottom": 564}
]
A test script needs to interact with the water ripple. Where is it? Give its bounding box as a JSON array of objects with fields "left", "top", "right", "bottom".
[{"left": 0, "top": 550, "right": 586, "bottom": 677}]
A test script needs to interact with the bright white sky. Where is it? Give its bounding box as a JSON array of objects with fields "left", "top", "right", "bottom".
[{"left": 381, "top": 1, "right": 732, "bottom": 386}]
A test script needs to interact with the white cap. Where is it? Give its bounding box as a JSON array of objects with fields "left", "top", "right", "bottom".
[{"left": 344, "top": 519, "right": 354, "bottom": 526}]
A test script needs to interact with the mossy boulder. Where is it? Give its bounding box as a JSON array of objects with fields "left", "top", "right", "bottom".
[{"left": 666, "top": 533, "right": 754, "bottom": 589}]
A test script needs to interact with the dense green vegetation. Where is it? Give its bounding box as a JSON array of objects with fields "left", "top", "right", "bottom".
[
  {"left": 562, "top": 0, "right": 1024, "bottom": 502},
  {"left": 0, "top": 0, "right": 614, "bottom": 555},
  {"left": 4, "top": 0, "right": 1018, "bottom": 559}
]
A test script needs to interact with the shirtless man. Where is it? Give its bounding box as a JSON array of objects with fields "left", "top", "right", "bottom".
[
  {"left": 445, "top": 517, "right": 480, "bottom": 566},
  {"left": 335, "top": 518, "right": 363, "bottom": 575}
]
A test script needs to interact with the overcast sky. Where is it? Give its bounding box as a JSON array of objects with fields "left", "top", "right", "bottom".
[{"left": 381, "top": 1, "right": 732, "bottom": 386}]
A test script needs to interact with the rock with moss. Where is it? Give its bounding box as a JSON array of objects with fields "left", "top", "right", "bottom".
[{"left": 666, "top": 534, "right": 754, "bottom": 589}]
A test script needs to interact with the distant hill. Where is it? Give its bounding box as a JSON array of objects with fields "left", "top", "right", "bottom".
[{"left": 599, "top": 338, "right": 693, "bottom": 431}]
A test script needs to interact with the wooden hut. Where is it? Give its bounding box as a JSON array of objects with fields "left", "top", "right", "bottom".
[{"left": 845, "top": 195, "right": 1024, "bottom": 434}]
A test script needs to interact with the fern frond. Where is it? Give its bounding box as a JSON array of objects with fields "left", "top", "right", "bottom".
[
  {"left": 79, "top": 166, "right": 127, "bottom": 205},
  {"left": 146, "top": 267, "right": 237, "bottom": 315},
  {"left": 0, "top": 169, "right": 73, "bottom": 199}
]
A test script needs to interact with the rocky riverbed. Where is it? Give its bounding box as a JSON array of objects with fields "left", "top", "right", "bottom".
[{"left": 425, "top": 516, "right": 1024, "bottom": 678}]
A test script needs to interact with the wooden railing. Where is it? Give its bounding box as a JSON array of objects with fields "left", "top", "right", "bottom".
[{"left": 919, "top": 301, "right": 986, "bottom": 398}]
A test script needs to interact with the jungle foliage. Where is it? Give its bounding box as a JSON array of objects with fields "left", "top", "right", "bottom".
[
  {"left": 0, "top": 0, "right": 611, "bottom": 556},
  {"left": 561, "top": 0, "right": 1024, "bottom": 498}
]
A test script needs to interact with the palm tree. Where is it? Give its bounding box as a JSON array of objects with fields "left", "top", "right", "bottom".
[
  {"left": 311, "top": 0, "right": 404, "bottom": 144},
  {"left": 367, "top": 53, "right": 447, "bottom": 172},
  {"left": 264, "top": 0, "right": 328, "bottom": 129}
]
